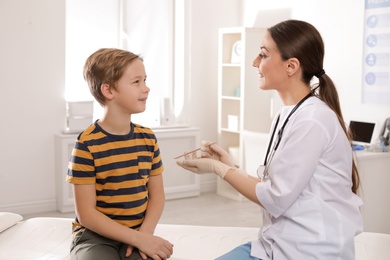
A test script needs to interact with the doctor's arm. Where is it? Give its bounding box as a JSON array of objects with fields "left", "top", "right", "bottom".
[
  {"left": 177, "top": 157, "right": 263, "bottom": 206},
  {"left": 201, "top": 141, "right": 263, "bottom": 204},
  {"left": 224, "top": 168, "right": 263, "bottom": 206}
]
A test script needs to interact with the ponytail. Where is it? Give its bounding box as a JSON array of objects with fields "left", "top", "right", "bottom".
[{"left": 314, "top": 75, "right": 360, "bottom": 194}]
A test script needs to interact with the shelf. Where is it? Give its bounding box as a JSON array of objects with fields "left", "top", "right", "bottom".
[
  {"left": 221, "top": 96, "right": 240, "bottom": 101},
  {"left": 221, "top": 128, "right": 240, "bottom": 134},
  {"left": 217, "top": 27, "right": 271, "bottom": 201},
  {"left": 221, "top": 63, "right": 241, "bottom": 67}
]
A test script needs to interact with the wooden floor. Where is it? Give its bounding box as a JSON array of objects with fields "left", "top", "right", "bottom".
[{"left": 23, "top": 192, "right": 263, "bottom": 228}]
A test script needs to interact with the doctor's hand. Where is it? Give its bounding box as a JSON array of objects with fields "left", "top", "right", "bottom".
[
  {"left": 200, "top": 141, "right": 236, "bottom": 167},
  {"left": 176, "top": 157, "right": 236, "bottom": 179}
]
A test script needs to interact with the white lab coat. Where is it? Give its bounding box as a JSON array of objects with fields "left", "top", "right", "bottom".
[{"left": 251, "top": 97, "right": 363, "bottom": 260}]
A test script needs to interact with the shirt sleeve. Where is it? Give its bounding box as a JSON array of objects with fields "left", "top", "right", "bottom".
[
  {"left": 150, "top": 137, "right": 164, "bottom": 176},
  {"left": 66, "top": 140, "right": 96, "bottom": 185}
]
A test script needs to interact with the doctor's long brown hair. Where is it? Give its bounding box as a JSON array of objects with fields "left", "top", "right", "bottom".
[{"left": 268, "top": 20, "right": 360, "bottom": 194}]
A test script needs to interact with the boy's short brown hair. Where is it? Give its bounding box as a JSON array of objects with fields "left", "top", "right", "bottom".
[{"left": 83, "top": 48, "right": 141, "bottom": 105}]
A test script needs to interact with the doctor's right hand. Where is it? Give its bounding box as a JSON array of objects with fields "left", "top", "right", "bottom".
[{"left": 200, "top": 141, "right": 236, "bottom": 167}]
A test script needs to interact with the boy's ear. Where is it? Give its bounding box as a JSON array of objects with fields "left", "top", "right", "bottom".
[
  {"left": 101, "top": 83, "right": 114, "bottom": 100},
  {"left": 286, "top": 57, "right": 300, "bottom": 76}
]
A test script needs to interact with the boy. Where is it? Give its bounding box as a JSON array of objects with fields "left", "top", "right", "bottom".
[{"left": 67, "top": 48, "right": 173, "bottom": 260}]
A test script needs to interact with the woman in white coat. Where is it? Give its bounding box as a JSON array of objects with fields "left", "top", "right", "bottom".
[{"left": 177, "top": 19, "right": 363, "bottom": 260}]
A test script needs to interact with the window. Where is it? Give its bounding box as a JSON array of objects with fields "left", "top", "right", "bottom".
[
  {"left": 65, "top": 0, "right": 119, "bottom": 103},
  {"left": 65, "top": 0, "right": 185, "bottom": 127}
]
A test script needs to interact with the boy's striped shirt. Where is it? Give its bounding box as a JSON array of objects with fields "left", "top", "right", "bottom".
[{"left": 66, "top": 122, "right": 164, "bottom": 233}]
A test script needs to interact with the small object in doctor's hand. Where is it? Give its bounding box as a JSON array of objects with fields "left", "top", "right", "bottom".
[{"left": 174, "top": 141, "right": 218, "bottom": 159}]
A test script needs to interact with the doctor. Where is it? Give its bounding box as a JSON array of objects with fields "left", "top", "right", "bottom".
[{"left": 177, "top": 19, "right": 363, "bottom": 260}]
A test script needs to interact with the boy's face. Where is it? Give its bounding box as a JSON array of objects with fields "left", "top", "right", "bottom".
[{"left": 112, "top": 59, "right": 150, "bottom": 114}]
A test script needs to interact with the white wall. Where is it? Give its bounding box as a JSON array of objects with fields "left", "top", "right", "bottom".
[
  {"left": 0, "top": 0, "right": 66, "bottom": 213},
  {"left": 1, "top": 0, "right": 389, "bottom": 214},
  {"left": 0, "top": 0, "right": 118, "bottom": 214},
  {"left": 184, "top": 0, "right": 242, "bottom": 191}
]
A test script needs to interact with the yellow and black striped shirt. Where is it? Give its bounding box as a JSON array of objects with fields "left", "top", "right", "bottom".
[{"left": 66, "top": 121, "right": 164, "bottom": 233}]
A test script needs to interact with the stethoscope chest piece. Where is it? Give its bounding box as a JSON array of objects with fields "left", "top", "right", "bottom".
[{"left": 257, "top": 165, "right": 269, "bottom": 181}]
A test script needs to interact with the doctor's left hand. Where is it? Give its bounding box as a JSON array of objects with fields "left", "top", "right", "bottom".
[{"left": 176, "top": 157, "right": 236, "bottom": 179}]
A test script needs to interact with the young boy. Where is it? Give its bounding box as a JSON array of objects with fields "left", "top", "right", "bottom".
[{"left": 67, "top": 48, "right": 173, "bottom": 260}]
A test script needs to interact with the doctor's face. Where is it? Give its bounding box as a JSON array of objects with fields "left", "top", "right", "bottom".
[{"left": 252, "top": 32, "right": 289, "bottom": 91}]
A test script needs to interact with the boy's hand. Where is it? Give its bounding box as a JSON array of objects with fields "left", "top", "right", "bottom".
[
  {"left": 139, "top": 250, "right": 148, "bottom": 260},
  {"left": 125, "top": 245, "right": 148, "bottom": 260},
  {"left": 125, "top": 245, "right": 134, "bottom": 257},
  {"left": 135, "top": 233, "right": 174, "bottom": 260}
]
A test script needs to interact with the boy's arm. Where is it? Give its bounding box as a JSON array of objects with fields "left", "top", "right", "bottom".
[
  {"left": 73, "top": 183, "right": 172, "bottom": 258},
  {"left": 139, "top": 174, "right": 165, "bottom": 234}
]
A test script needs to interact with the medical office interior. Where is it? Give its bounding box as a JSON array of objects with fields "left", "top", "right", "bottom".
[{"left": 1, "top": 0, "right": 390, "bottom": 256}]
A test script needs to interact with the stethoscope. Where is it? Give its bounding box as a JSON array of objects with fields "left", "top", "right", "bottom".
[{"left": 257, "top": 91, "right": 313, "bottom": 181}]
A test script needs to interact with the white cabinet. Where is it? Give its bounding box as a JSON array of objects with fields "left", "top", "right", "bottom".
[
  {"left": 217, "top": 27, "right": 272, "bottom": 200},
  {"left": 356, "top": 152, "right": 390, "bottom": 234},
  {"left": 55, "top": 134, "right": 78, "bottom": 213},
  {"left": 154, "top": 127, "right": 201, "bottom": 200},
  {"left": 55, "top": 127, "right": 200, "bottom": 213}
]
